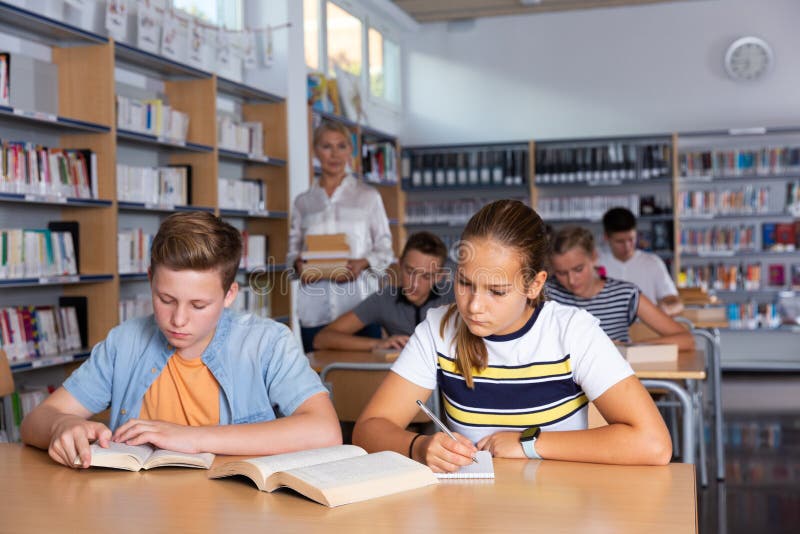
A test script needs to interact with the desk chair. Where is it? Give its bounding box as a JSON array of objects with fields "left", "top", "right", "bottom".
[{"left": 319, "top": 363, "right": 437, "bottom": 437}]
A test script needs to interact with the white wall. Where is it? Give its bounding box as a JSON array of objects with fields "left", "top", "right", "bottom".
[{"left": 402, "top": 0, "right": 800, "bottom": 145}]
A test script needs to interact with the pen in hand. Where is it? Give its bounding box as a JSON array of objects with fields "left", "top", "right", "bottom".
[{"left": 416, "top": 400, "right": 478, "bottom": 463}]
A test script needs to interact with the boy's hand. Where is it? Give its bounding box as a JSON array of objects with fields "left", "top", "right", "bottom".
[
  {"left": 112, "top": 419, "right": 200, "bottom": 453},
  {"left": 476, "top": 431, "right": 526, "bottom": 459},
  {"left": 48, "top": 415, "right": 111, "bottom": 469},
  {"left": 418, "top": 432, "right": 478, "bottom": 473},
  {"left": 374, "top": 335, "right": 409, "bottom": 350}
]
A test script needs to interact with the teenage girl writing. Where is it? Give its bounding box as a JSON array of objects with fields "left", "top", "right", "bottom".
[{"left": 353, "top": 200, "right": 672, "bottom": 471}]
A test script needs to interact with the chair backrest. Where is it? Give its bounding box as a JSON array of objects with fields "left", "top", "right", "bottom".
[
  {"left": 0, "top": 350, "right": 14, "bottom": 398},
  {"left": 320, "top": 363, "right": 429, "bottom": 424}
]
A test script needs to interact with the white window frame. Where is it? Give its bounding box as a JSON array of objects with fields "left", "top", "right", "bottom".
[
  {"left": 172, "top": 0, "right": 244, "bottom": 31},
  {"left": 308, "top": 0, "right": 402, "bottom": 114}
]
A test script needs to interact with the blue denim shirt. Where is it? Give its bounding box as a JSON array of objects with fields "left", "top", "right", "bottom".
[{"left": 63, "top": 309, "right": 327, "bottom": 431}]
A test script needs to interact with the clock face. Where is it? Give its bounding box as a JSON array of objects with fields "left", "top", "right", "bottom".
[{"left": 725, "top": 37, "right": 773, "bottom": 81}]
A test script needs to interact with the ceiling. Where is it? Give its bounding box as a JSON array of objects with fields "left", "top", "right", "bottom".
[{"left": 392, "top": 0, "right": 696, "bottom": 23}]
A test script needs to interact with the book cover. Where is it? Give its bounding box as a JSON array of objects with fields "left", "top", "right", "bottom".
[{"left": 767, "top": 264, "right": 785, "bottom": 286}]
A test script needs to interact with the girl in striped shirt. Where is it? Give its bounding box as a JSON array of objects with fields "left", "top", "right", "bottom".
[
  {"left": 353, "top": 200, "right": 674, "bottom": 472},
  {"left": 547, "top": 226, "right": 693, "bottom": 348}
]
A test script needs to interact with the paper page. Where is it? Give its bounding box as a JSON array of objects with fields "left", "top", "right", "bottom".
[
  {"left": 146, "top": 448, "right": 215, "bottom": 469},
  {"left": 436, "top": 450, "right": 495, "bottom": 479},
  {"left": 83, "top": 442, "right": 154, "bottom": 470},
  {"left": 284, "top": 451, "right": 433, "bottom": 491},
  {"left": 246, "top": 445, "right": 366, "bottom": 479}
]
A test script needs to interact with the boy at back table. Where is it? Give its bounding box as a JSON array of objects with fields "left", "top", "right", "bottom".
[
  {"left": 597, "top": 207, "right": 683, "bottom": 316},
  {"left": 21, "top": 212, "right": 341, "bottom": 468}
]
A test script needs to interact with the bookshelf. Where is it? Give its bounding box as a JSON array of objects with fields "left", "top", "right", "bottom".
[
  {"left": 0, "top": 3, "right": 290, "bottom": 402},
  {"left": 307, "top": 108, "right": 404, "bottom": 256}
]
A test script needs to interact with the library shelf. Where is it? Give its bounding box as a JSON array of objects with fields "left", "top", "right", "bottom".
[
  {"left": 0, "top": 193, "right": 112, "bottom": 208},
  {"left": 0, "top": 1, "right": 107, "bottom": 45},
  {"left": 0, "top": 274, "right": 114, "bottom": 288},
  {"left": 116, "top": 129, "right": 214, "bottom": 153},
  {"left": 117, "top": 202, "right": 216, "bottom": 214},
  {"left": 216, "top": 76, "right": 284, "bottom": 103},
  {"left": 114, "top": 41, "right": 211, "bottom": 80},
  {"left": 218, "top": 209, "right": 288, "bottom": 219},
  {"left": 217, "top": 148, "right": 287, "bottom": 166},
  {"left": 0, "top": 106, "right": 110, "bottom": 133},
  {"left": 10, "top": 350, "right": 91, "bottom": 373}
]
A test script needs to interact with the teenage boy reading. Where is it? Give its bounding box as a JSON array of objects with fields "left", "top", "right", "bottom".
[
  {"left": 313, "top": 232, "right": 454, "bottom": 352},
  {"left": 353, "top": 200, "right": 672, "bottom": 471},
  {"left": 21, "top": 212, "right": 341, "bottom": 468},
  {"left": 597, "top": 207, "right": 683, "bottom": 316}
]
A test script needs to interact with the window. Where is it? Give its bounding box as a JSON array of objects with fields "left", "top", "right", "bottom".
[
  {"left": 304, "top": 1, "right": 402, "bottom": 109},
  {"left": 304, "top": 0, "right": 320, "bottom": 70},
  {"left": 326, "top": 2, "right": 362, "bottom": 77},
  {"left": 368, "top": 27, "right": 400, "bottom": 106},
  {"left": 172, "top": 0, "right": 243, "bottom": 31}
]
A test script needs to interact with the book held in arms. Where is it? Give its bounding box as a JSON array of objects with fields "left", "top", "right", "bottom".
[
  {"left": 77, "top": 442, "right": 215, "bottom": 472},
  {"left": 300, "top": 233, "right": 350, "bottom": 282},
  {"left": 208, "top": 444, "right": 438, "bottom": 507}
]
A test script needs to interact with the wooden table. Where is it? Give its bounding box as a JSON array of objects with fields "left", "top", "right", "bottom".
[{"left": 0, "top": 444, "right": 697, "bottom": 533}]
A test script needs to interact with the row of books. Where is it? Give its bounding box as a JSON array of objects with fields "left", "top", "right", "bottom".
[
  {"left": 118, "top": 229, "right": 154, "bottom": 275},
  {"left": 1, "top": 386, "right": 50, "bottom": 443},
  {"left": 535, "top": 143, "right": 671, "bottom": 184},
  {"left": 218, "top": 178, "right": 267, "bottom": 213},
  {"left": 726, "top": 301, "right": 782, "bottom": 330},
  {"left": 536, "top": 194, "right": 645, "bottom": 221},
  {"left": 230, "top": 286, "right": 272, "bottom": 317},
  {"left": 119, "top": 296, "right": 153, "bottom": 323},
  {"left": 677, "top": 187, "right": 773, "bottom": 217},
  {"left": 240, "top": 232, "right": 268, "bottom": 271},
  {"left": 0, "top": 228, "right": 77, "bottom": 279},
  {"left": 116, "top": 164, "right": 191, "bottom": 206},
  {"left": 402, "top": 148, "right": 528, "bottom": 189},
  {"left": 0, "top": 142, "right": 97, "bottom": 199},
  {"left": 217, "top": 115, "right": 264, "bottom": 155},
  {"left": 404, "top": 197, "right": 528, "bottom": 226},
  {"left": 678, "top": 263, "right": 764, "bottom": 291},
  {"left": 679, "top": 146, "right": 800, "bottom": 178},
  {"left": 679, "top": 225, "right": 757, "bottom": 254},
  {"left": 116, "top": 95, "right": 190, "bottom": 142},
  {"left": 362, "top": 142, "right": 398, "bottom": 185},
  {"left": 0, "top": 305, "right": 82, "bottom": 362}
]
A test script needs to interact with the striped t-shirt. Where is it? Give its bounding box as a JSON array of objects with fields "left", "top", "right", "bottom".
[
  {"left": 391, "top": 302, "right": 633, "bottom": 444},
  {"left": 546, "top": 278, "right": 640, "bottom": 342}
]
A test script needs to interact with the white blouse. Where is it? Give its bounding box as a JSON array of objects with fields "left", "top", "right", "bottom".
[{"left": 287, "top": 174, "right": 394, "bottom": 327}]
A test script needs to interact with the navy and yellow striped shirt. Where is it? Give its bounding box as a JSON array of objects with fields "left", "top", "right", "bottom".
[{"left": 392, "top": 301, "right": 633, "bottom": 443}]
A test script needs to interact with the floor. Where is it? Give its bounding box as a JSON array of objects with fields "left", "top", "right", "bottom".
[{"left": 698, "top": 375, "right": 800, "bottom": 534}]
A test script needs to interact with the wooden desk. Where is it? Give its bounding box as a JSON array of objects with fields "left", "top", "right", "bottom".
[
  {"left": 310, "top": 349, "right": 707, "bottom": 380},
  {"left": 0, "top": 445, "right": 697, "bottom": 533}
]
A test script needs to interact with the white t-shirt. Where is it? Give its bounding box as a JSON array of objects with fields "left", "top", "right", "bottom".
[
  {"left": 391, "top": 302, "right": 634, "bottom": 444},
  {"left": 287, "top": 174, "right": 394, "bottom": 327},
  {"left": 597, "top": 249, "right": 677, "bottom": 304}
]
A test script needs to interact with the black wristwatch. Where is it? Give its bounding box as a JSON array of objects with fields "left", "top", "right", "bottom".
[{"left": 520, "top": 426, "right": 541, "bottom": 459}]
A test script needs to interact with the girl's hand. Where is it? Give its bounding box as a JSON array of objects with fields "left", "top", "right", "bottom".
[
  {"left": 112, "top": 419, "right": 202, "bottom": 454},
  {"left": 346, "top": 258, "right": 370, "bottom": 279},
  {"left": 416, "top": 432, "right": 478, "bottom": 473},
  {"left": 477, "top": 431, "right": 527, "bottom": 459}
]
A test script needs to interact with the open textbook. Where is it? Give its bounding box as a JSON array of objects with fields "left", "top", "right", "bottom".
[
  {"left": 208, "top": 444, "right": 438, "bottom": 507},
  {"left": 77, "top": 442, "right": 215, "bottom": 471}
]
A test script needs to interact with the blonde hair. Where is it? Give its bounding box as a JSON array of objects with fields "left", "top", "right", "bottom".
[
  {"left": 150, "top": 211, "right": 242, "bottom": 291},
  {"left": 312, "top": 120, "right": 353, "bottom": 150},
  {"left": 551, "top": 226, "right": 596, "bottom": 257},
  {"left": 440, "top": 200, "right": 549, "bottom": 388}
]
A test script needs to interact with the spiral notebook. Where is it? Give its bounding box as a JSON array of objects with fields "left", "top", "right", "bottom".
[{"left": 435, "top": 450, "right": 495, "bottom": 479}]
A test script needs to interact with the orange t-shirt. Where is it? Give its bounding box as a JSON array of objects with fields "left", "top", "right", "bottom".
[{"left": 140, "top": 352, "right": 220, "bottom": 426}]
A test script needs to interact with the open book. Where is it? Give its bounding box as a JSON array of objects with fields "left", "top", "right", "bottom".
[
  {"left": 436, "top": 450, "right": 495, "bottom": 479},
  {"left": 77, "top": 442, "right": 215, "bottom": 471},
  {"left": 208, "top": 444, "right": 438, "bottom": 507}
]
